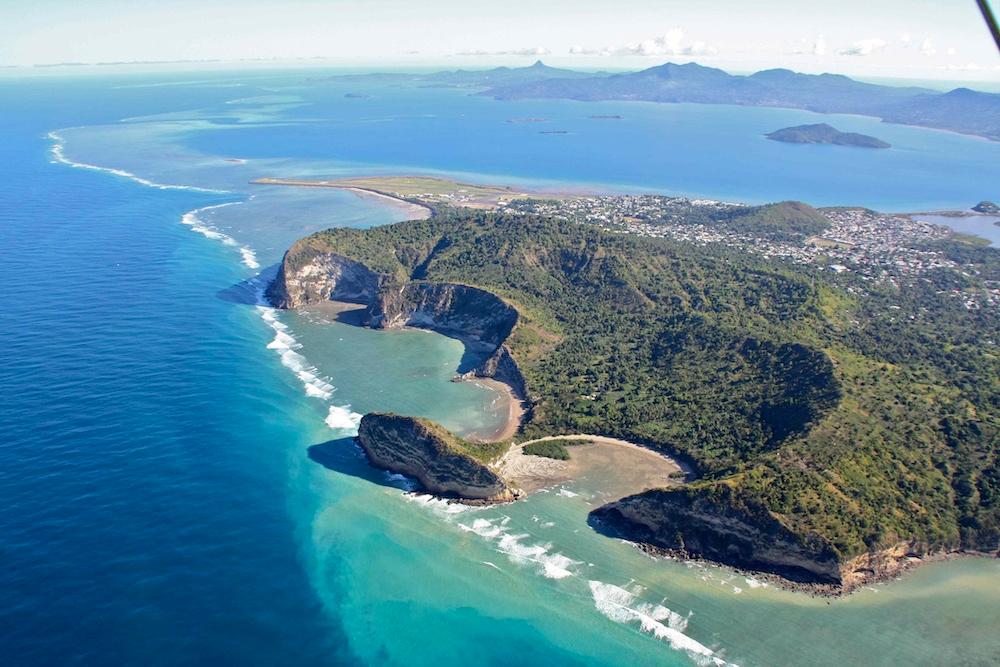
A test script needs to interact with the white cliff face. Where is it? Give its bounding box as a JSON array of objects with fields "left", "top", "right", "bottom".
[
  {"left": 267, "top": 250, "right": 383, "bottom": 309},
  {"left": 368, "top": 282, "right": 518, "bottom": 348},
  {"left": 268, "top": 248, "right": 527, "bottom": 398}
]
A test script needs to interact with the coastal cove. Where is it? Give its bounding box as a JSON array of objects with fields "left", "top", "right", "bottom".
[{"left": 3, "top": 71, "right": 999, "bottom": 667}]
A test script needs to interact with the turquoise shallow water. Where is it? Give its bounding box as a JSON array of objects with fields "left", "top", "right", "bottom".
[{"left": 2, "top": 70, "right": 999, "bottom": 666}]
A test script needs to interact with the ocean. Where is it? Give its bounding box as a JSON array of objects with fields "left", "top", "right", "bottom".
[{"left": 1, "top": 69, "right": 998, "bottom": 666}]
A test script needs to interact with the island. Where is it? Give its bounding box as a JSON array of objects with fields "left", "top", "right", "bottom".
[
  {"left": 973, "top": 200, "right": 999, "bottom": 214},
  {"left": 765, "top": 123, "right": 890, "bottom": 149},
  {"left": 269, "top": 187, "right": 999, "bottom": 594},
  {"left": 321, "top": 60, "right": 1000, "bottom": 141}
]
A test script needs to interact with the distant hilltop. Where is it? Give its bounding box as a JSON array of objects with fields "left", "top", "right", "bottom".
[
  {"left": 323, "top": 60, "right": 1000, "bottom": 141},
  {"left": 766, "top": 123, "right": 890, "bottom": 149}
]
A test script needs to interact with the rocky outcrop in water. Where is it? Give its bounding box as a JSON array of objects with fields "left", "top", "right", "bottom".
[
  {"left": 591, "top": 486, "right": 945, "bottom": 592},
  {"left": 357, "top": 413, "right": 517, "bottom": 502}
]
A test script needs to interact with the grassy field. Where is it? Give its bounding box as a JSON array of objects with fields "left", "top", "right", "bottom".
[{"left": 253, "top": 175, "right": 575, "bottom": 209}]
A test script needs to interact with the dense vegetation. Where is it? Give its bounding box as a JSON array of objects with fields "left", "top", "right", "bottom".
[
  {"left": 522, "top": 439, "right": 582, "bottom": 460},
  {"left": 409, "top": 416, "right": 509, "bottom": 464},
  {"left": 303, "top": 205, "right": 999, "bottom": 559}
]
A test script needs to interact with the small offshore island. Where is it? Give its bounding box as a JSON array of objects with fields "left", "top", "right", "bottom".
[
  {"left": 766, "top": 123, "right": 890, "bottom": 148},
  {"left": 265, "top": 176, "right": 999, "bottom": 595}
]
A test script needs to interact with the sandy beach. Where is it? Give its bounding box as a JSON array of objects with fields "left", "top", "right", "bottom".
[
  {"left": 251, "top": 177, "right": 432, "bottom": 220},
  {"left": 497, "top": 435, "right": 684, "bottom": 500},
  {"left": 339, "top": 186, "right": 432, "bottom": 220},
  {"left": 467, "top": 377, "right": 525, "bottom": 442}
]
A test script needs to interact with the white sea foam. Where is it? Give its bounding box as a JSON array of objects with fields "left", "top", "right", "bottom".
[
  {"left": 257, "top": 304, "right": 337, "bottom": 401},
  {"left": 47, "top": 131, "right": 229, "bottom": 194},
  {"left": 240, "top": 247, "right": 260, "bottom": 270},
  {"left": 556, "top": 488, "right": 579, "bottom": 498},
  {"left": 325, "top": 405, "right": 363, "bottom": 432},
  {"left": 48, "top": 126, "right": 365, "bottom": 442},
  {"left": 588, "top": 580, "right": 735, "bottom": 666},
  {"left": 180, "top": 204, "right": 262, "bottom": 270},
  {"left": 403, "top": 493, "right": 473, "bottom": 516},
  {"left": 254, "top": 290, "right": 362, "bottom": 433},
  {"left": 460, "top": 517, "right": 504, "bottom": 539},
  {"left": 457, "top": 516, "right": 581, "bottom": 580}
]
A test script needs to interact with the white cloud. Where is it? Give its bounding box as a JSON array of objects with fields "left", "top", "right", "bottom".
[
  {"left": 919, "top": 38, "right": 936, "bottom": 56},
  {"left": 945, "top": 61, "right": 981, "bottom": 71},
  {"left": 791, "top": 35, "right": 827, "bottom": 57},
  {"left": 569, "top": 44, "right": 614, "bottom": 56},
  {"left": 457, "top": 46, "right": 550, "bottom": 57},
  {"left": 947, "top": 47, "right": 957, "bottom": 56},
  {"left": 568, "top": 29, "right": 718, "bottom": 57},
  {"left": 839, "top": 38, "right": 888, "bottom": 56}
]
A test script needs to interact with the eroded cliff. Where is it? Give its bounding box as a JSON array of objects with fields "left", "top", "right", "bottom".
[
  {"left": 591, "top": 486, "right": 939, "bottom": 592},
  {"left": 268, "top": 245, "right": 524, "bottom": 393},
  {"left": 357, "top": 413, "right": 517, "bottom": 502},
  {"left": 266, "top": 245, "right": 385, "bottom": 308}
]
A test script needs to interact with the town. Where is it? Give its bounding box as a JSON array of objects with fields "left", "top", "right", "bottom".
[{"left": 503, "top": 195, "right": 998, "bottom": 311}]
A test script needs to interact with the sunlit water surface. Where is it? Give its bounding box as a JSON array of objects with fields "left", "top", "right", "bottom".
[{"left": 2, "top": 71, "right": 998, "bottom": 667}]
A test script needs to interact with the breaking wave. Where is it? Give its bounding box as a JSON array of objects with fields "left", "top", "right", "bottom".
[
  {"left": 179, "top": 204, "right": 260, "bottom": 270},
  {"left": 458, "top": 516, "right": 581, "bottom": 580},
  {"left": 47, "top": 130, "right": 229, "bottom": 194},
  {"left": 588, "top": 580, "right": 736, "bottom": 666},
  {"left": 254, "top": 284, "right": 361, "bottom": 435}
]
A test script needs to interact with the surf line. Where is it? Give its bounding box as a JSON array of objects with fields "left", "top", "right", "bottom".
[{"left": 47, "top": 129, "right": 230, "bottom": 194}]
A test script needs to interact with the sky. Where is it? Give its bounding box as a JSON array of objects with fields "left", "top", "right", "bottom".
[{"left": 1, "top": 0, "right": 998, "bottom": 81}]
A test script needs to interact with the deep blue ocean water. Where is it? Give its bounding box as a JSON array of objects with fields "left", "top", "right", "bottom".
[
  {"left": 2, "top": 70, "right": 999, "bottom": 667},
  {"left": 0, "top": 77, "right": 353, "bottom": 665}
]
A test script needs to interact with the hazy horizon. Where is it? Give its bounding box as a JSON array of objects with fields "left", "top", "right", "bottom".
[{"left": 2, "top": 0, "right": 997, "bottom": 82}]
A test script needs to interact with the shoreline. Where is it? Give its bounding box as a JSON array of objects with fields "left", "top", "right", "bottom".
[
  {"left": 307, "top": 300, "right": 525, "bottom": 444},
  {"left": 251, "top": 177, "right": 433, "bottom": 220},
  {"left": 285, "top": 179, "right": 998, "bottom": 600},
  {"left": 466, "top": 376, "right": 525, "bottom": 442},
  {"left": 338, "top": 186, "right": 432, "bottom": 220},
  {"left": 626, "top": 540, "right": 997, "bottom": 598},
  {"left": 496, "top": 434, "right": 685, "bottom": 497}
]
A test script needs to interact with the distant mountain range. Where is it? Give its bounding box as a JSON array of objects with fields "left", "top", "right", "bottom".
[
  {"left": 328, "top": 60, "right": 1000, "bottom": 141},
  {"left": 481, "top": 62, "right": 1000, "bottom": 141}
]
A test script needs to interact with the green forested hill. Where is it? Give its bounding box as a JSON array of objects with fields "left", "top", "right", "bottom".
[{"left": 298, "top": 204, "right": 999, "bottom": 560}]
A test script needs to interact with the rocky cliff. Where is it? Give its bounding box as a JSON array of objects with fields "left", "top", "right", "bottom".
[
  {"left": 357, "top": 413, "right": 517, "bottom": 502},
  {"left": 367, "top": 282, "right": 517, "bottom": 347},
  {"left": 591, "top": 486, "right": 940, "bottom": 592},
  {"left": 266, "top": 245, "right": 386, "bottom": 308},
  {"left": 267, "top": 246, "right": 524, "bottom": 394}
]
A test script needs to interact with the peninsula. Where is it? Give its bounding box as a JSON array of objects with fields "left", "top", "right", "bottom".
[
  {"left": 766, "top": 123, "right": 890, "bottom": 148},
  {"left": 321, "top": 60, "right": 1000, "bottom": 141},
  {"left": 270, "top": 191, "right": 999, "bottom": 593}
]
